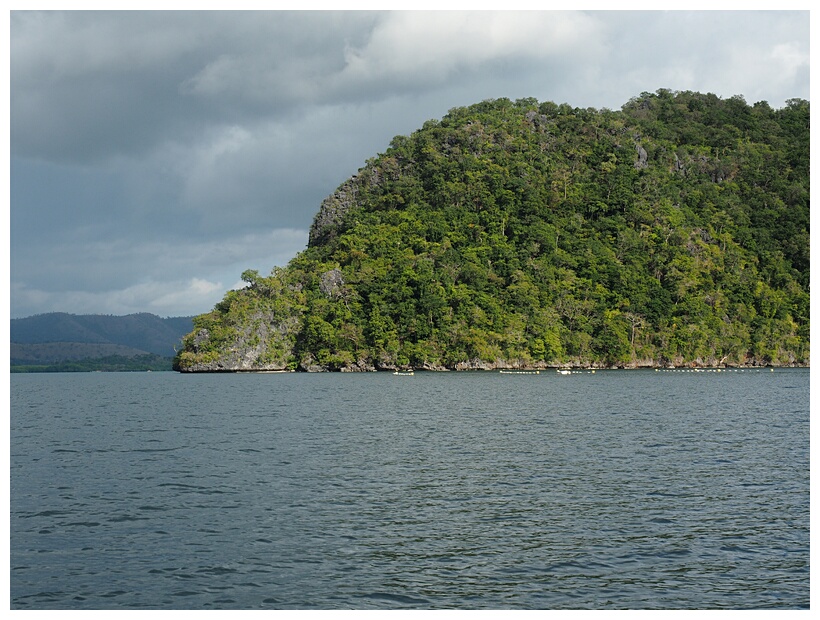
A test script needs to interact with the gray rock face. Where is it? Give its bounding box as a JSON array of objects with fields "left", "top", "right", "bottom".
[
  {"left": 339, "top": 358, "right": 376, "bottom": 372},
  {"left": 635, "top": 144, "right": 648, "bottom": 169},
  {"left": 308, "top": 177, "right": 361, "bottom": 247},
  {"left": 319, "top": 268, "right": 345, "bottom": 298},
  {"left": 180, "top": 311, "right": 300, "bottom": 372},
  {"left": 298, "top": 353, "right": 327, "bottom": 372},
  {"left": 192, "top": 328, "right": 210, "bottom": 348},
  {"left": 308, "top": 163, "right": 393, "bottom": 247}
]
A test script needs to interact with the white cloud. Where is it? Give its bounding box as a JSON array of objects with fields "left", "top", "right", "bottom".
[
  {"left": 770, "top": 42, "right": 810, "bottom": 82},
  {"left": 10, "top": 277, "right": 224, "bottom": 318},
  {"left": 147, "top": 278, "right": 226, "bottom": 316},
  {"left": 337, "top": 11, "right": 602, "bottom": 90}
]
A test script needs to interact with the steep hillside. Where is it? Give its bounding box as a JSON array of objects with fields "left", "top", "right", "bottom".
[{"left": 175, "top": 90, "right": 809, "bottom": 372}]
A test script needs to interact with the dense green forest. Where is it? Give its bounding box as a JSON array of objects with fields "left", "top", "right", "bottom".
[{"left": 175, "top": 90, "right": 809, "bottom": 372}]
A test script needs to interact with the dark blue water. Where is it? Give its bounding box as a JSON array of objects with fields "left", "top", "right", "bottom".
[{"left": 10, "top": 368, "right": 810, "bottom": 609}]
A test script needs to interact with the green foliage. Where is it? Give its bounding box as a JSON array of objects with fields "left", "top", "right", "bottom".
[{"left": 177, "top": 90, "right": 809, "bottom": 371}]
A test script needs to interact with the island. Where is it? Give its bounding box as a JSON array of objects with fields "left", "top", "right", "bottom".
[{"left": 174, "top": 90, "right": 809, "bottom": 373}]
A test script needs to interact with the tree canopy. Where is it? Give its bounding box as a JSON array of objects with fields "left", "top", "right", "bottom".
[{"left": 175, "top": 90, "right": 809, "bottom": 372}]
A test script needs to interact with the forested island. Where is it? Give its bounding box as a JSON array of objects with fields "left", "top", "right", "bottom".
[{"left": 174, "top": 90, "right": 809, "bottom": 372}]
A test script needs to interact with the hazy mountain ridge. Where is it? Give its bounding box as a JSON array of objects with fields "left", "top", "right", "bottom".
[
  {"left": 11, "top": 342, "right": 152, "bottom": 365},
  {"left": 11, "top": 312, "right": 194, "bottom": 359}
]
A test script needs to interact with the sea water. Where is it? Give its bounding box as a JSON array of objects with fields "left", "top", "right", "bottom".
[{"left": 9, "top": 368, "right": 810, "bottom": 609}]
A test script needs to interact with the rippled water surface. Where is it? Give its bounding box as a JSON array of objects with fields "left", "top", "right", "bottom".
[{"left": 10, "top": 368, "right": 810, "bottom": 609}]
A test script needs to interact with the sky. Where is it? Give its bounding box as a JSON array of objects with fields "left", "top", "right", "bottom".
[{"left": 7, "top": 9, "right": 811, "bottom": 319}]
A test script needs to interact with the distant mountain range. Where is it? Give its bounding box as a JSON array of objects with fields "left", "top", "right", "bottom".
[{"left": 10, "top": 312, "right": 194, "bottom": 366}]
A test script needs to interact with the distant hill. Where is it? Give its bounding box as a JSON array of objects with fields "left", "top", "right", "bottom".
[
  {"left": 11, "top": 342, "right": 151, "bottom": 365},
  {"left": 11, "top": 313, "right": 194, "bottom": 362}
]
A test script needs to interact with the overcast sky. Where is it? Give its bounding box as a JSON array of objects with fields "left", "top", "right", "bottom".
[{"left": 8, "top": 10, "right": 810, "bottom": 319}]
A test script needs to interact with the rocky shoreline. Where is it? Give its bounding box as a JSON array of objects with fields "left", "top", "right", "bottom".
[{"left": 178, "top": 356, "right": 808, "bottom": 373}]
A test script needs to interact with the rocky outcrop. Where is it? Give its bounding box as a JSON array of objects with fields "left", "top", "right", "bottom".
[
  {"left": 635, "top": 144, "right": 648, "bottom": 169},
  {"left": 308, "top": 177, "right": 361, "bottom": 247},
  {"left": 319, "top": 267, "right": 345, "bottom": 298},
  {"left": 177, "top": 311, "right": 300, "bottom": 372}
]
